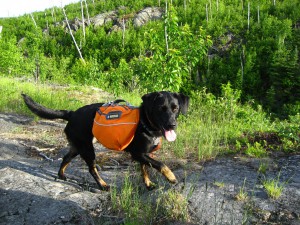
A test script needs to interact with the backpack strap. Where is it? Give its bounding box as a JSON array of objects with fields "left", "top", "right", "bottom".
[
  {"left": 113, "top": 99, "right": 127, "bottom": 105},
  {"left": 102, "top": 99, "right": 125, "bottom": 107},
  {"left": 97, "top": 100, "right": 138, "bottom": 116}
]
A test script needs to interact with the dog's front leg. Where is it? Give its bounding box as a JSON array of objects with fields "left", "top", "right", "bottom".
[
  {"left": 141, "top": 163, "right": 156, "bottom": 190},
  {"left": 134, "top": 153, "right": 177, "bottom": 184},
  {"left": 81, "top": 150, "right": 110, "bottom": 191},
  {"left": 160, "top": 164, "right": 177, "bottom": 184},
  {"left": 88, "top": 162, "right": 110, "bottom": 191}
]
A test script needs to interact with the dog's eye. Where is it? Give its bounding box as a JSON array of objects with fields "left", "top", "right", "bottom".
[{"left": 172, "top": 106, "right": 179, "bottom": 112}]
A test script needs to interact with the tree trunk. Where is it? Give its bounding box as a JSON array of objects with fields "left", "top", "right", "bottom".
[{"left": 62, "top": 8, "right": 85, "bottom": 63}]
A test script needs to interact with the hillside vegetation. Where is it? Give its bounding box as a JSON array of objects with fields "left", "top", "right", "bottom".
[
  {"left": 0, "top": 75, "right": 299, "bottom": 224},
  {"left": 0, "top": 2, "right": 299, "bottom": 223},
  {"left": 0, "top": 0, "right": 299, "bottom": 117},
  {"left": 0, "top": 0, "right": 299, "bottom": 158}
]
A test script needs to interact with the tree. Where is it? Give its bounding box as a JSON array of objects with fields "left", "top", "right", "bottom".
[
  {"left": 138, "top": 4, "right": 211, "bottom": 92},
  {"left": 0, "top": 36, "right": 23, "bottom": 76}
]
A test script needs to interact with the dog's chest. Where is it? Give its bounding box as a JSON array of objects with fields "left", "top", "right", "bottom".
[
  {"left": 153, "top": 137, "right": 160, "bottom": 146},
  {"left": 151, "top": 137, "right": 162, "bottom": 152}
]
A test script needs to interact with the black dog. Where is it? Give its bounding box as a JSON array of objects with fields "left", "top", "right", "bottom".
[{"left": 22, "top": 91, "right": 189, "bottom": 190}]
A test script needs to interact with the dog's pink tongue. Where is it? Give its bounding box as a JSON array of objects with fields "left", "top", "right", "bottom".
[{"left": 165, "top": 130, "right": 177, "bottom": 142}]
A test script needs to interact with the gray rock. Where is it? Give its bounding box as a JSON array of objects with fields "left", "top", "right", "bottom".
[
  {"left": 0, "top": 167, "right": 95, "bottom": 225},
  {"left": 179, "top": 156, "right": 300, "bottom": 224},
  {"left": 58, "top": 7, "right": 163, "bottom": 32},
  {"left": 133, "top": 7, "right": 163, "bottom": 27},
  {"left": 91, "top": 11, "right": 117, "bottom": 27}
]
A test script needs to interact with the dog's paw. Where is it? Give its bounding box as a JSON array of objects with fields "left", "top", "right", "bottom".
[
  {"left": 146, "top": 182, "right": 157, "bottom": 191},
  {"left": 100, "top": 185, "right": 110, "bottom": 192},
  {"left": 57, "top": 174, "right": 67, "bottom": 181},
  {"left": 90, "top": 187, "right": 103, "bottom": 193},
  {"left": 169, "top": 177, "right": 178, "bottom": 184},
  {"left": 161, "top": 166, "right": 177, "bottom": 184}
]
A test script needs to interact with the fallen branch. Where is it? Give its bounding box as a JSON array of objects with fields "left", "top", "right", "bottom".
[
  {"left": 20, "top": 142, "right": 54, "bottom": 162},
  {"left": 102, "top": 166, "right": 129, "bottom": 170},
  {"left": 38, "top": 152, "right": 54, "bottom": 162}
]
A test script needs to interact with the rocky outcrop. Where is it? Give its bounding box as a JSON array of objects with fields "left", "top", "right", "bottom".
[
  {"left": 133, "top": 7, "right": 163, "bottom": 27},
  {"left": 54, "top": 6, "right": 163, "bottom": 33},
  {"left": 182, "top": 156, "right": 300, "bottom": 224}
]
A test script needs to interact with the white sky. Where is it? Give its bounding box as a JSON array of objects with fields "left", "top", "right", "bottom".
[{"left": 0, "top": 0, "right": 79, "bottom": 18}]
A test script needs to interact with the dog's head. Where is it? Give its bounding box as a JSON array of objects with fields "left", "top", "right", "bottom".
[{"left": 141, "top": 91, "right": 189, "bottom": 141}]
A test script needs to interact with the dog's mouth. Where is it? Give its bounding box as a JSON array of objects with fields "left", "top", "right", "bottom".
[{"left": 163, "top": 128, "right": 177, "bottom": 142}]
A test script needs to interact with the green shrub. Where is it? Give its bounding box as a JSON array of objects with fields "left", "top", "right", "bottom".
[
  {"left": 263, "top": 177, "right": 285, "bottom": 200},
  {"left": 156, "top": 189, "right": 190, "bottom": 222},
  {"left": 245, "top": 142, "right": 267, "bottom": 158}
]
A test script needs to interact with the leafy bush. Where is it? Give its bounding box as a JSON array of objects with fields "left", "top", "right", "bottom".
[
  {"left": 0, "top": 36, "right": 23, "bottom": 76},
  {"left": 245, "top": 142, "right": 267, "bottom": 158},
  {"left": 276, "top": 113, "right": 300, "bottom": 152},
  {"left": 1, "top": 0, "right": 299, "bottom": 116}
]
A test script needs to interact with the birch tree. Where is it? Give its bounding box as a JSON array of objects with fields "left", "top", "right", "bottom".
[{"left": 62, "top": 8, "right": 85, "bottom": 63}]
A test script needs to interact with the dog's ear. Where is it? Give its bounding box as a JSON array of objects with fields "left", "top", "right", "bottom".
[
  {"left": 141, "top": 92, "right": 160, "bottom": 110},
  {"left": 173, "top": 93, "right": 189, "bottom": 115}
]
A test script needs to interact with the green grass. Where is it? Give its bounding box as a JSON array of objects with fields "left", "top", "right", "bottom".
[
  {"left": 213, "top": 181, "right": 225, "bottom": 188},
  {"left": 110, "top": 171, "right": 190, "bottom": 224},
  {"left": 0, "top": 76, "right": 113, "bottom": 115},
  {"left": 1, "top": 76, "right": 299, "bottom": 224},
  {"left": 111, "top": 173, "right": 151, "bottom": 224},
  {"left": 1, "top": 76, "right": 299, "bottom": 161},
  {"left": 116, "top": 91, "right": 144, "bottom": 106},
  {"left": 263, "top": 177, "right": 285, "bottom": 200},
  {"left": 258, "top": 161, "right": 269, "bottom": 175},
  {"left": 245, "top": 142, "right": 268, "bottom": 158},
  {"left": 236, "top": 178, "right": 248, "bottom": 201},
  {"left": 156, "top": 189, "right": 190, "bottom": 222},
  {"left": 164, "top": 86, "right": 279, "bottom": 160}
]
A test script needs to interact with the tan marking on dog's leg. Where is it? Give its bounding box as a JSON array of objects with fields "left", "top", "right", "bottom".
[
  {"left": 141, "top": 164, "right": 155, "bottom": 189},
  {"left": 58, "top": 162, "right": 70, "bottom": 180},
  {"left": 58, "top": 146, "right": 78, "bottom": 180},
  {"left": 90, "top": 166, "right": 110, "bottom": 191},
  {"left": 161, "top": 165, "right": 177, "bottom": 183}
]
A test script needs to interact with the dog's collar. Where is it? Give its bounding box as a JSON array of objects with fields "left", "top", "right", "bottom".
[
  {"left": 139, "top": 106, "right": 162, "bottom": 137},
  {"left": 139, "top": 118, "right": 162, "bottom": 137}
]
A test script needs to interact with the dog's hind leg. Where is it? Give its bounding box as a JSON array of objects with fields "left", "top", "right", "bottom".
[
  {"left": 58, "top": 146, "right": 79, "bottom": 180},
  {"left": 80, "top": 143, "right": 110, "bottom": 191}
]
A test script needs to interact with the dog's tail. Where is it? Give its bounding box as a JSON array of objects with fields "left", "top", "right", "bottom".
[{"left": 21, "top": 94, "right": 72, "bottom": 121}]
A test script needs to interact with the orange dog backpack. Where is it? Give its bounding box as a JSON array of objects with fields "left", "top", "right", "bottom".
[{"left": 92, "top": 100, "right": 140, "bottom": 151}]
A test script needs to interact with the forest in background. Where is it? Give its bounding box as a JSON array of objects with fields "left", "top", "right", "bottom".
[{"left": 0, "top": 0, "right": 299, "bottom": 117}]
